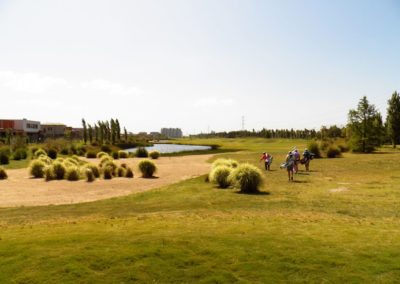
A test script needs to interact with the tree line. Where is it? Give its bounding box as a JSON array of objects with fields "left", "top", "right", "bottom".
[
  {"left": 191, "top": 91, "right": 400, "bottom": 153},
  {"left": 81, "top": 118, "right": 129, "bottom": 145}
]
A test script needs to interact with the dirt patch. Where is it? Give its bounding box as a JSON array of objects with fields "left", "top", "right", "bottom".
[
  {"left": 329, "top": 187, "right": 349, "bottom": 193},
  {"left": 0, "top": 155, "right": 213, "bottom": 207}
]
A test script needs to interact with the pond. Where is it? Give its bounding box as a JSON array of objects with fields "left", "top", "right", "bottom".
[{"left": 126, "top": 144, "right": 212, "bottom": 154}]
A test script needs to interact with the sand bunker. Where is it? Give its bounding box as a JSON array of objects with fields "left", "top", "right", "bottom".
[{"left": 0, "top": 155, "right": 213, "bottom": 207}]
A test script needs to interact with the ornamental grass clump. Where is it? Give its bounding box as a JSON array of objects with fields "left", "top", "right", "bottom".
[
  {"left": 13, "top": 148, "right": 28, "bottom": 160},
  {"left": 44, "top": 166, "right": 55, "bottom": 181},
  {"left": 38, "top": 155, "right": 52, "bottom": 165},
  {"left": 209, "top": 165, "right": 232, "bottom": 189},
  {"left": 85, "top": 168, "right": 95, "bottom": 182},
  {"left": 99, "top": 156, "right": 113, "bottom": 168},
  {"left": 135, "top": 147, "right": 148, "bottom": 158},
  {"left": 229, "top": 163, "right": 263, "bottom": 194},
  {"left": 118, "top": 150, "right": 129, "bottom": 159},
  {"left": 103, "top": 166, "right": 113, "bottom": 180},
  {"left": 85, "top": 164, "right": 100, "bottom": 178},
  {"left": 96, "top": 152, "right": 108, "bottom": 159},
  {"left": 0, "top": 167, "right": 7, "bottom": 180},
  {"left": 138, "top": 160, "right": 156, "bottom": 178},
  {"left": 65, "top": 166, "right": 80, "bottom": 181},
  {"left": 30, "top": 160, "right": 46, "bottom": 178},
  {"left": 117, "top": 167, "right": 126, "bottom": 177},
  {"left": 47, "top": 148, "right": 57, "bottom": 159},
  {"left": 33, "top": 148, "right": 47, "bottom": 159},
  {"left": 52, "top": 162, "right": 66, "bottom": 180},
  {"left": 149, "top": 151, "right": 160, "bottom": 159},
  {"left": 211, "top": 158, "right": 239, "bottom": 169},
  {"left": 125, "top": 167, "right": 134, "bottom": 178},
  {"left": 0, "top": 152, "right": 9, "bottom": 165},
  {"left": 86, "top": 151, "right": 97, "bottom": 159}
]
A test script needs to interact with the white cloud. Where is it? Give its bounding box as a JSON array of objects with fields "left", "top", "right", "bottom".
[
  {"left": 80, "top": 79, "right": 142, "bottom": 96},
  {"left": 194, "top": 97, "right": 235, "bottom": 107},
  {"left": 0, "top": 70, "right": 68, "bottom": 94}
]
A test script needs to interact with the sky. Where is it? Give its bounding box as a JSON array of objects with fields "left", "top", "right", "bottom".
[{"left": 0, "top": 0, "right": 399, "bottom": 134}]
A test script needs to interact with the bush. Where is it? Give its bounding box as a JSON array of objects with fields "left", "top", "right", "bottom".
[
  {"left": 103, "top": 161, "right": 118, "bottom": 174},
  {"left": 101, "top": 144, "right": 112, "bottom": 153},
  {"left": 71, "top": 155, "right": 80, "bottom": 162},
  {"left": 0, "top": 152, "right": 9, "bottom": 165},
  {"left": 326, "top": 146, "right": 342, "bottom": 158},
  {"left": 52, "top": 162, "right": 66, "bottom": 180},
  {"left": 44, "top": 166, "right": 55, "bottom": 181},
  {"left": 33, "top": 148, "right": 47, "bottom": 159},
  {"left": 112, "top": 151, "right": 119, "bottom": 159},
  {"left": 0, "top": 167, "right": 7, "bottom": 180},
  {"left": 209, "top": 165, "right": 232, "bottom": 188},
  {"left": 149, "top": 151, "right": 160, "bottom": 159},
  {"left": 64, "top": 157, "right": 79, "bottom": 166},
  {"left": 120, "top": 163, "right": 127, "bottom": 169},
  {"left": 30, "top": 147, "right": 39, "bottom": 155},
  {"left": 337, "top": 143, "right": 349, "bottom": 153},
  {"left": 117, "top": 167, "right": 126, "bottom": 177},
  {"left": 85, "top": 164, "right": 100, "bottom": 178},
  {"left": 65, "top": 166, "right": 80, "bottom": 181},
  {"left": 99, "top": 156, "right": 114, "bottom": 168},
  {"left": 118, "top": 150, "right": 129, "bottom": 159},
  {"left": 211, "top": 158, "right": 238, "bottom": 169},
  {"left": 38, "top": 155, "right": 52, "bottom": 165},
  {"left": 13, "top": 148, "right": 28, "bottom": 160},
  {"left": 103, "top": 166, "right": 113, "bottom": 180},
  {"left": 307, "top": 142, "right": 321, "bottom": 158},
  {"left": 47, "top": 148, "right": 58, "bottom": 159},
  {"left": 125, "top": 167, "right": 134, "bottom": 178},
  {"left": 138, "top": 160, "right": 156, "bottom": 178},
  {"left": 86, "top": 151, "right": 97, "bottom": 158},
  {"left": 85, "top": 168, "right": 95, "bottom": 182},
  {"left": 135, "top": 147, "right": 149, "bottom": 158},
  {"left": 229, "top": 163, "right": 263, "bottom": 193},
  {"left": 60, "top": 148, "right": 69, "bottom": 155},
  {"left": 30, "top": 160, "right": 46, "bottom": 178},
  {"left": 96, "top": 152, "right": 108, "bottom": 159}
]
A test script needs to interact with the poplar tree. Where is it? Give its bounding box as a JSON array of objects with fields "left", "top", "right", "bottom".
[{"left": 386, "top": 91, "right": 400, "bottom": 148}]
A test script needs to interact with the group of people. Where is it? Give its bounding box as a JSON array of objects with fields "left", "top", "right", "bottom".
[{"left": 259, "top": 148, "right": 314, "bottom": 181}]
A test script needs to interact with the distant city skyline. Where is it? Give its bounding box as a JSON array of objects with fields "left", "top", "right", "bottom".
[{"left": 0, "top": 0, "right": 399, "bottom": 135}]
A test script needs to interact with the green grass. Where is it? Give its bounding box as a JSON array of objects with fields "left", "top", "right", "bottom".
[{"left": 0, "top": 138, "right": 400, "bottom": 282}]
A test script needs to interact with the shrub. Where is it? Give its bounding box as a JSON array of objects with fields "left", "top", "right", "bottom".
[
  {"left": 118, "top": 150, "right": 129, "bottom": 159},
  {"left": 13, "top": 148, "right": 28, "bottom": 160},
  {"left": 0, "top": 152, "right": 9, "bottom": 165},
  {"left": 103, "top": 161, "right": 118, "bottom": 174},
  {"left": 320, "top": 141, "right": 330, "bottom": 151},
  {"left": 65, "top": 166, "right": 80, "bottom": 181},
  {"left": 33, "top": 148, "right": 47, "bottom": 159},
  {"left": 125, "top": 167, "right": 134, "bottom": 178},
  {"left": 307, "top": 142, "right": 321, "bottom": 158},
  {"left": 30, "top": 160, "right": 46, "bottom": 178},
  {"left": 229, "top": 163, "right": 263, "bottom": 193},
  {"left": 85, "top": 168, "right": 95, "bottom": 182},
  {"left": 117, "top": 167, "right": 126, "bottom": 177},
  {"left": 0, "top": 167, "right": 7, "bottom": 180},
  {"left": 209, "top": 165, "right": 232, "bottom": 188},
  {"left": 99, "top": 156, "right": 114, "bottom": 168},
  {"left": 47, "top": 148, "right": 58, "bottom": 159},
  {"left": 120, "top": 163, "right": 127, "bottom": 169},
  {"left": 326, "top": 146, "right": 342, "bottom": 158},
  {"left": 149, "top": 151, "right": 160, "bottom": 159},
  {"left": 86, "top": 151, "right": 97, "bottom": 159},
  {"left": 71, "top": 155, "right": 80, "bottom": 162},
  {"left": 63, "top": 157, "right": 79, "bottom": 167},
  {"left": 135, "top": 147, "right": 148, "bottom": 158},
  {"left": 337, "top": 143, "right": 349, "bottom": 153},
  {"left": 112, "top": 151, "right": 119, "bottom": 159},
  {"left": 103, "top": 166, "right": 113, "bottom": 180},
  {"left": 138, "top": 160, "right": 156, "bottom": 178},
  {"left": 101, "top": 144, "right": 112, "bottom": 153},
  {"left": 96, "top": 152, "right": 108, "bottom": 159},
  {"left": 52, "top": 162, "right": 66, "bottom": 180},
  {"left": 211, "top": 158, "right": 238, "bottom": 169},
  {"left": 38, "top": 155, "right": 52, "bottom": 165},
  {"left": 30, "top": 147, "right": 39, "bottom": 155},
  {"left": 85, "top": 164, "right": 100, "bottom": 178},
  {"left": 44, "top": 166, "right": 55, "bottom": 181}
]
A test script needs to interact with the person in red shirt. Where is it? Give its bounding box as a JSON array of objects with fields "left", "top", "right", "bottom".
[{"left": 260, "top": 152, "right": 272, "bottom": 171}]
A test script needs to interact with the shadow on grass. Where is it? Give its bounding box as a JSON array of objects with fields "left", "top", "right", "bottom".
[
  {"left": 292, "top": 180, "right": 309, "bottom": 183},
  {"left": 140, "top": 176, "right": 159, "bottom": 179},
  {"left": 235, "top": 191, "right": 271, "bottom": 196}
]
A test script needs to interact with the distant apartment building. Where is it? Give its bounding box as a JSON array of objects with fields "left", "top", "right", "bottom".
[
  {"left": 161, "top": 128, "right": 183, "bottom": 138},
  {"left": 41, "top": 123, "right": 67, "bottom": 138},
  {"left": 0, "top": 119, "right": 41, "bottom": 138}
]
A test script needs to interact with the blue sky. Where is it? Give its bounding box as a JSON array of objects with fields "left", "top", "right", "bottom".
[{"left": 0, "top": 0, "right": 398, "bottom": 134}]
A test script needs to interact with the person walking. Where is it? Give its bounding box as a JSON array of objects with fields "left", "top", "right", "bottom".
[
  {"left": 285, "top": 151, "right": 295, "bottom": 181},
  {"left": 260, "top": 152, "right": 272, "bottom": 171},
  {"left": 302, "top": 148, "right": 313, "bottom": 172},
  {"left": 292, "top": 149, "right": 300, "bottom": 173}
]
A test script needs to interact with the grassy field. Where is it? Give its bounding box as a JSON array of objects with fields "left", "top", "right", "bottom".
[{"left": 1, "top": 138, "right": 400, "bottom": 283}]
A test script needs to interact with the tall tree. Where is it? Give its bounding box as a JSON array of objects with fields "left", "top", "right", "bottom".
[
  {"left": 94, "top": 125, "right": 99, "bottom": 142},
  {"left": 348, "top": 96, "right": 384, "bottom": 152},
  {"left": 88, "top": 124, "right": 93, "bottom": 144},
  {"left": 110, "top": 119, "right": 116, "bottom": 145},
  {"left": 82, "top": 118, "right": 87, "bottom": 144},
  {"left": 116, "top": 119, "right": 121, "bottom": 142},
  {"left": 386, "top": 91, "right": 400, "bottom": 148},
  {"left": 124, "top": 127, "right": 128, "bottom": 142}
]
